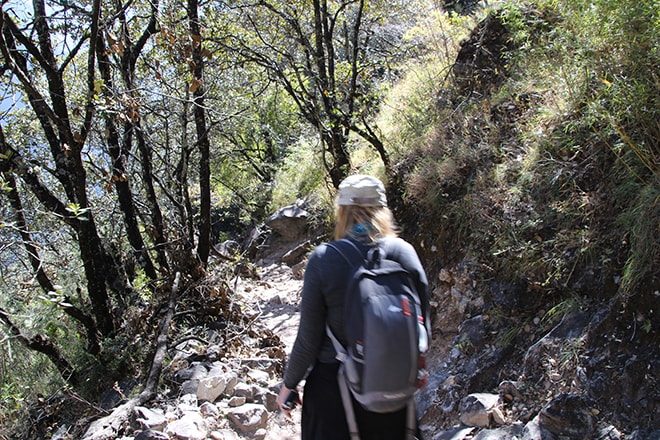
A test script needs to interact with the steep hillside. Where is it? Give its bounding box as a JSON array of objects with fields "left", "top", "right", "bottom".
[{"left": 384, "top": 2, "right": 658, "bottom": 438}]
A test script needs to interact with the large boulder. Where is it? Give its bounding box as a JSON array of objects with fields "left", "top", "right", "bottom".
[{"left": 265, "top": 205, "right": 310, "bottom": 241}]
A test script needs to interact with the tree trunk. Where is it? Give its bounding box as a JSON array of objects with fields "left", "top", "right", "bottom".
[
  {"left": 188, "top": 0, "right": 211, "bottom": 266},
  {"left": 0, "top": 159, "right": 101, "bottom": 354},
  {"left": 2, "top": 168, "right": 55, "bottom": 294},
  {"left": 135, "top": 127, "right": 170, "bottom": 275},
  {"left": 174, "top": 96, "right": 196, "bottom": 250},
  {"left": 323, "top": 125, "right": 351, "bottom": 188},
  {"left": 96, "top": 32, "right": 158, "bottom": 282},
  {"left": 1, "top": 0, "right": 116, "bottom": 336},
  {"left": 81, "top": 273, "right": 181, "bottom": 440}
]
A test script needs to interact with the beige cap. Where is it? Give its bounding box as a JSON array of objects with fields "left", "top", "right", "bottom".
[{"left": 336, "top": 174, "right": 387, "bottom": 207}]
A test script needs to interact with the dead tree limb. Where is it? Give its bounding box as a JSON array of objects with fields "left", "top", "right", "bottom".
[{"left": 82, "top": 272, "right": 181, "bottom": 440}]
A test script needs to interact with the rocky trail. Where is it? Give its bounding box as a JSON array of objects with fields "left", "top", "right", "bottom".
[
  {"left": 76, "top": 260, "right": 305, "bottom": 440},
  {"left": 233, "top": 263, "right": 304, "bottom": 440}
]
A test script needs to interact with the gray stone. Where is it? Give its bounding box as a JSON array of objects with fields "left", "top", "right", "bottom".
[
  {"left": 491, "top": 406, "right": 506, "bottom": 425},
  {"left": 523, "top": 313, "right": 590, "bottom": 380},
  {"left": 228, "top": 396, "right": 247, "bottom": 407},
  {"left": 473, "top": 423, "right": 524, "bottom": 439},
  {"left": 181, "top": 379, "right": 200, "bottom": 396},
  {"left": 227, "top": 403, "right": 268, "bottom": 433},
  {"left": 627, "top": 430, "right": 660, "bottom": 440},
  {"left": 165, "top": 412, "right": 208, "bottom": 440},
  {"left": 459, "top": 393, "right": 500, "bottom": 428},
  {"left": 261, "top": 390, "right": 279, "bottom": 412},
  {"left": 233, "top": 382, "right": 256, "bottom": 401},
  {"left": 539, "top": 393, "right": 595, "bottom": 438},
  {"left": 50, "top": 425, "right": 69, "bottom": 440},
  {"left": 197, "top": 371, "right": 239, "bottom": 402},
  {"left": 209, "top": 429, "right": 240, "bottom": 440},
  {"left": 265, "top": 205, "right": 309, "bottom": 240},
  {"left": 457, "top": 315, "right": 487, "bottom": 350},
  {"left": 134, "top": 430, "right": 169, "bottom": 440},
  {"left": 134, "top": 406, "right": 167, "bottom": 431},
  {"left": 246, "top": 368, "right": 270, "bottom": 384},
  {"left": 178, "top": 393, "right": 198, "bottom": 409},
  {"left": 281, "top": 240, "right": 312, "bottom": 265},
  {"left": 199, "top": 401, "right": 220, "bottom": 418},
  {"left": 498, "top": 380, "right": 524, "bottom": 403},
  {"left": 522, "top": 415, "right": 555, "bottom": 440},
  {"left": 432, "top": 426, "right": 475, "bottom": 440},
  {"left": 596, "top": 425, "right": 623, "bottom": 440},
  {"left": 174, "top": 364, "right": 208, "bottom": 383}
]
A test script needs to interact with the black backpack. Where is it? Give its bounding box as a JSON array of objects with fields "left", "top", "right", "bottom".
[{"left": 326, "top": 238, "right": 427, "bottom": 439}]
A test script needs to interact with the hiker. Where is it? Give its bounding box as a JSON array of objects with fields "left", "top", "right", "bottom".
[{"left": 277, "top": 174, "right": 431, "bottom": 440}]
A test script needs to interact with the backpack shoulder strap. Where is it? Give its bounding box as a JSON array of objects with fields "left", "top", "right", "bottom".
[
  {"left": 337, "top": 364, "right": 361, "bottom": 440},
  {"left": 324, "top": 240, "right": 354, "bottom": 357},
  {"left": 324, "top": 239, "right": 365, "bottom": 360},
  {"left": 326, "top": 324, "right": 347, "bottom": 360}
]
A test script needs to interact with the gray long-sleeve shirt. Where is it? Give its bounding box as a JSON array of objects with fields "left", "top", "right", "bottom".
[{"left": 283, "top": 236, "right": 429, "bottom": 389}]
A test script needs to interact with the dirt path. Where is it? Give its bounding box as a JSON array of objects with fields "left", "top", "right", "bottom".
[
  {"left": 234, "top": 263, "right": 302, "bottom": 348},
  {"left": 233, "top": 263, "right": 304, "bottom": 439}
]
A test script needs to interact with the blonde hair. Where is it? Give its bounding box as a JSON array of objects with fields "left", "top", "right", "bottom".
[{"left": 334, "top": 205, "right": 398, "bottom": 241}]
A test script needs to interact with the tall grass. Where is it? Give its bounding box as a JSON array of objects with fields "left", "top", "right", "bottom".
[
  {"left": 619, "top": 183, "right": 660, "bottom": 297},
  {"left": 376, "top": 0, "right": 658, "bottom": 305},
  {"left": 488, "top": 0, "right": 659, "bottom": 297},
  {"left": 555, "top": 0, "right": 659, "bottom": 296},
  {"left": 377, "top": 9, "right": 477, "bottom": 157}
]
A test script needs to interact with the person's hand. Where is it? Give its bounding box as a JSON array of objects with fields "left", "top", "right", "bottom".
[{"left": 276, "top": 385, "right": 300, "bottom": 420}]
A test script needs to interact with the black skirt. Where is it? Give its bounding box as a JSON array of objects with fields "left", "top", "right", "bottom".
[{"left": 301, "top": 362, "right": 419, "bottom": 440}]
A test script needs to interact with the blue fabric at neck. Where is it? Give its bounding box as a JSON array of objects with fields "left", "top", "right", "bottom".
[{"left": 347, "top": 223, "right": 375, "bottom": 243}]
